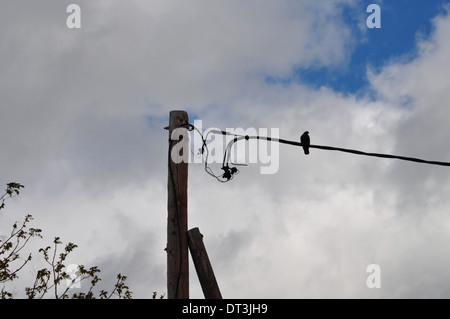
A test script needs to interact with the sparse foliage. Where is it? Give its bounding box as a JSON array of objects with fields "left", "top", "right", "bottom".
[
  {"left": 0, "top": 182, "right": 133, "bottom": 299},
  {"left": 0, "top": 182, "right": 24, "bottom": 211},
  {"left": 152, "top": 291, "right": 165, "bottom": 299}
]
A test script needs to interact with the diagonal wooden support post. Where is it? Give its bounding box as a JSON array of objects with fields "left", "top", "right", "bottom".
[{"left": 188, "top": 227, "right": 222, "bottom": 299}]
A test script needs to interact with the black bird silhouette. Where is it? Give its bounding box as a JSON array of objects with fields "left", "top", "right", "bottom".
[{"left": 300, "top": 131, "right": 310, "bottom": 155}]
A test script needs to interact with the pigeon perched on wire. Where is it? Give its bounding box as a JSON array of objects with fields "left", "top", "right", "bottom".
[{"left": 300, "top": 131, "right": 310, "bottom": 155}]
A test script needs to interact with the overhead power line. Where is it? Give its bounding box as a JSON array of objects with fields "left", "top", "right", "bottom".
[{"left": 184, "top": 125, "right": 450, "bottom": 183}]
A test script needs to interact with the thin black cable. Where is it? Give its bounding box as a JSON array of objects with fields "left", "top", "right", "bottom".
[
  {"left": 192, "top": 128, "right": 232, "bottom": 182},
  {"left": 226, "top": 135, "right": 450, "bottom": 167},
  {"left": 186, "top": 126, "right": 450, "bottom": 183}
]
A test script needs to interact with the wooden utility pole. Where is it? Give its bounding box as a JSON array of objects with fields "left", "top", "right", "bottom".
[
  {"left": 188, "top": 228, "right": 222, "bottom": 299},
  {"left": 167, "top": 110, "right": 189, "bottom": 299}
]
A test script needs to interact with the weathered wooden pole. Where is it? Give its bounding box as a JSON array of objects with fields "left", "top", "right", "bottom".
[
  {"left": 167, "top": 110, "right": 189, "bottom": 299},
  {"left": 188, "top": 227, "right": 222, "bottom": 299}
]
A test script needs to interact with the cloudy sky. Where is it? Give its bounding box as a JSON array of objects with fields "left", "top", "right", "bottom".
[{"left": 2, "top": 0, "right": 450, "bottom": 299}]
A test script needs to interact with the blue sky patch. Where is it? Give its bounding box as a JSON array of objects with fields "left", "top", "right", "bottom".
[{"left": 266, "top": 0, "right": 450, "bottom": 95}]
